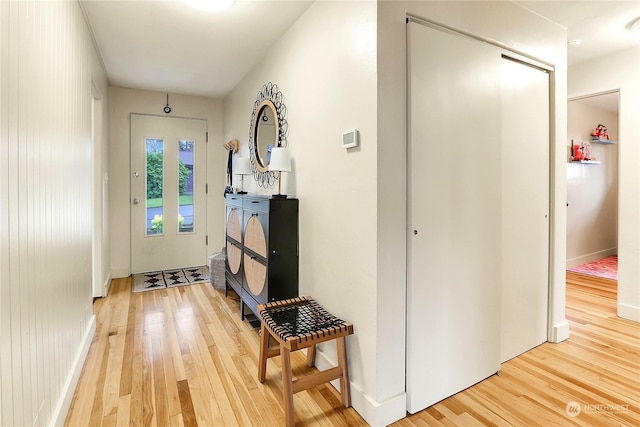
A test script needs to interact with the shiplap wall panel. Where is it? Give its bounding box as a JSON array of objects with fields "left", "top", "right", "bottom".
[
  {"left": 0, "top": 1, "right": 7, "bottom": 426},
  {"left": 0, "top": 1, "right": 95, "bottom": 425}
]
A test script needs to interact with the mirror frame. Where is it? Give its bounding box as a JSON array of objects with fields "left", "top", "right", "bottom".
[
  {"left": 248, "top": 82, "right": 288, "bottom": 188},
  {"left": 251, "top": 100, "right": 279, "bottom": 172}
]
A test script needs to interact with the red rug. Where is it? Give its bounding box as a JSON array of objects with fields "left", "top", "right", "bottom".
[{"left": 568, "top": 255, "right": 618, "bottom": 281}]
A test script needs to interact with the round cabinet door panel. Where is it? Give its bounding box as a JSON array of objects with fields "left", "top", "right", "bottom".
[
  {"left": 245, "top": 215, "right": 267, "bottom": 257},
  {"left": 226, "top": 241, "right": 242, "bottom": 274},
  {"left": 226, "top": 209, "right": 241, "bottom": 241},
  {"left": 244, "top": 254, "right": 266, "bottom": 297}
]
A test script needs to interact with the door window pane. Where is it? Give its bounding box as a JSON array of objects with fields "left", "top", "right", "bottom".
[
  {"left": 146, "top": 138, "right": 164, "bottom": 236},
  {"left": 178, "top": 140, "right": 194, "bottom": 233}
]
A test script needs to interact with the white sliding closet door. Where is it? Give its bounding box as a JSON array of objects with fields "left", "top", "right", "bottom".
[
  {"left": 407, "top": 20, "right": 551, "bottom": 414},
  {"left": 500, "top": 57, "right": 549, "bottom": 362},
  {"left": 407, "top": 21, "right": 502, "bottom": 413}
]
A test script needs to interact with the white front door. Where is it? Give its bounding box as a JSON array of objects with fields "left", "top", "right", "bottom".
[{"left": 130, "top": 114, "right": 207, "bottom": 274}]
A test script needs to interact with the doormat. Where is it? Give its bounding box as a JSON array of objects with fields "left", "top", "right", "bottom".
[
  {"left": 567, "top": 255, "right": 617, "bottom": 281},
  {"left": 132, "top": 266, "right": 209, "bottom": 292}
]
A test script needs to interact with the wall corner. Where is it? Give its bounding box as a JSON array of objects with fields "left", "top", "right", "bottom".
[
  {"left": 314, "top": 348, "right": 407, "bottom": 426},
  {"left": 51, "top": 314, "right": 96, "bottom": 427}
]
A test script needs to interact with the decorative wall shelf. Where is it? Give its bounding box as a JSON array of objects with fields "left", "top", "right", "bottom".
[
  {"left": 591, "top": 137, "right": 616, "bottom": 145},
  {"left": 577, "top": 160, "right": 601, "bottom": 164}
]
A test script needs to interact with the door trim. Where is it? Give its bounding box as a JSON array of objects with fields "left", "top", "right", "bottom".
[{"left": 406, "top": 15, "right": 553, "bottom": 71}]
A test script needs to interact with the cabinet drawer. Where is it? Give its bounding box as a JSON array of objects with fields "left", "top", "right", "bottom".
[
  {"left": 225, "top": 194, "right": 243, "bottom": 208},
  {"left": 243, "top": 253, "right": 267, "bottom": 304},
  {"left": 226, "top": 239, "right": 242, "bottom": 273},
  {"left": 244, "top": 197, "right": 269, "bottom": 213},
  {"left": 244, "top": 212, "right": 268, "bottom": 258},
  {"left": 226, "top": 207, "right": 242, "bottom": 242},
  {"left": 226, "top": 239, "right": 243, "bottom": 285}
]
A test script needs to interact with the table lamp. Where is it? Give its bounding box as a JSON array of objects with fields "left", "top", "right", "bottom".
[
  {"left": 268, "top": 147, "right": 291, "bottom": 198},
  {"left": 235, "top": 157, "right": 251, "bottom": 194}
]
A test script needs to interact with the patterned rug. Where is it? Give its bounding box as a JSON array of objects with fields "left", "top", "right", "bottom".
[
  {"left": 132, "top": 266, "right": 209, "bottom": 292},
  {"left": 567, "top": 255, "right": 617, "bottom": 281}
]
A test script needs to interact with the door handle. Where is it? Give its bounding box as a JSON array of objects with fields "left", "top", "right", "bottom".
[
  {"left": 133, "top": 171, "right": 140, "bottom": 178},
  {"left": 133, "top": 198, "right": 140, "bottom": 205}
]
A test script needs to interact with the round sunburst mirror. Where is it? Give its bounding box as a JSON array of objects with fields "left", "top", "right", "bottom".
[{"left": 248, "top": 82, "right": 288, "bottom": 188}]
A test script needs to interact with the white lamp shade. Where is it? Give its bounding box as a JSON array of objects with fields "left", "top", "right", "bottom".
[
  {"left": 269, "top": 147, "right": 291, "bottom": 172},
  {"left": 235, "top": 157, "right": 251, "bottom": 175}
]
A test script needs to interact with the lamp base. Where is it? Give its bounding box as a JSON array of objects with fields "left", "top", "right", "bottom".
[{"left": 272, "top": 193, "right": 288, "bottom": 199}]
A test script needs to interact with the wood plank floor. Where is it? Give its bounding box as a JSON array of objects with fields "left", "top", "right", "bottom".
[{"left": 66, "top": 273, "right": 639, "bottom": 426}]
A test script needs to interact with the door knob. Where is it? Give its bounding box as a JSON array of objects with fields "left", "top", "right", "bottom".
[
  {"left": 133, "top": 198, "right": 139, "bottom": 205},
  {"left": 133, "top": 172, "right": 140, "bottom": 178}
]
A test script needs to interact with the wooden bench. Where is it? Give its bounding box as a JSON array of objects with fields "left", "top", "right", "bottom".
[{"left": 257, "top": 296, "right": 354, "bottom": 427}]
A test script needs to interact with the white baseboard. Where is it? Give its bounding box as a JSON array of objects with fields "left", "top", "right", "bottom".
[
  {"left": 551, "top": 320, "right": 570, "bottom": 343},
  {"left": 312, "top": 348, "right": 407, "bottom": 426},
  {"left": 103, "top": 272, "right": 112, "bottom": 297},
  {"left": 50, "top": 315, "right": 96, "bottom": 427},
  {"left": 351, "top": 389, "right": 407, "bottom": 427},
  {"left": 618, "top": 302, "right": 640, "bottom": 322},
  {"left": 566, "top": 248, "right": 617, "bottom": 268}
]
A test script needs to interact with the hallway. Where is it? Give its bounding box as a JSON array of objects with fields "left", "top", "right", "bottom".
[{"left": 66, "top": 273, "right": 639, "bottom": 426}]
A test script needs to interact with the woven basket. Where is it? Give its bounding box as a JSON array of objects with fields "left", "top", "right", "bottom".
[{"left": 208, "top": 248, "right": 226, "bottom": 291}]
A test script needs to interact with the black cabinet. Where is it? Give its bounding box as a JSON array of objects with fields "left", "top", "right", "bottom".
[{"left": 224, "top": 194, "right": 299, "bottom": 320}]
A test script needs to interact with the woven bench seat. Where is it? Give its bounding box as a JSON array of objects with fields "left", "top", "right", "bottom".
[{"left": 257, "top": 296, "right": 354, "bottom": 427}]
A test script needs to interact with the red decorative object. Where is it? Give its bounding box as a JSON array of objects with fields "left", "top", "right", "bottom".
[
  {"left": 572, "top": 144, "right": 584, "bottom": 161},
  {"left": 591, "top": 123, "right": 609, "bottom": 140},
  {"left": 570, "top": 139, "right": 596, "bottom": 162}
]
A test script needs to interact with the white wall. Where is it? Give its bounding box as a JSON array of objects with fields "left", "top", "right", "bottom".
[
  {"left": 567, "top": 100, "right": 618, "bottom": 266},
  {"left": 569, "top": 47, "right": 640, "bottom": 322},
  {"left": 109, "top": 87, "right": 224, "bottom": 277},
  {"left": 223, "top": 0, "right": 379, "bottom": 422},
  {"left": 91, "top": 33, "right": 111, "bottom": 297},
  {"left": 0, "top": 1, "right": 100, "bottom": 425},
  {"left": 224, "top": 1, "right": 568, "bottom": 426}
]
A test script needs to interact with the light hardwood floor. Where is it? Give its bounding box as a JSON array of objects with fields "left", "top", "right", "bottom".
[{"left": 66, "top": 273, "right": 639, "bottom": 426}]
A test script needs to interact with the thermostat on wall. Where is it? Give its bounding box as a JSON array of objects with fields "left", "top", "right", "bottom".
[{"left": 342, "top": 129, "right": 359, "bottom": 149}]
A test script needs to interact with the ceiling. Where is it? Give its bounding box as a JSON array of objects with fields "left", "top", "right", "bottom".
[
  {"left": 81, "top": 1, "right": 640, "bottom": 99},
  {"left": 517, "top": 0, "right": 640, "bottom": 66},
  {"left": 81, "top": 0, "right": 313, "bottom": 98}
]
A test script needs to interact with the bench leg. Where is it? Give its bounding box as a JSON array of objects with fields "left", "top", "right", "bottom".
[
  {"left": 281, "top": 344, "right": 295, "bottom": 427},
  {"left": 337, "top": 336, "right": 351, "bottom": 407},
  {"left": 258, "top": 322, "right": 270, "bottom": 382},
  {"left": 306, "top": 344, "right": 316, "bottom": 368}
]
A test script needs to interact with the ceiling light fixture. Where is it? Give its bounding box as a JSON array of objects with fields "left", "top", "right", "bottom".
[
  {"left": 631, "top": 17, "right": 640, "bottom": 39},
  {"left": 183, "top": 0, "right": 235, "bottom": 12}
]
